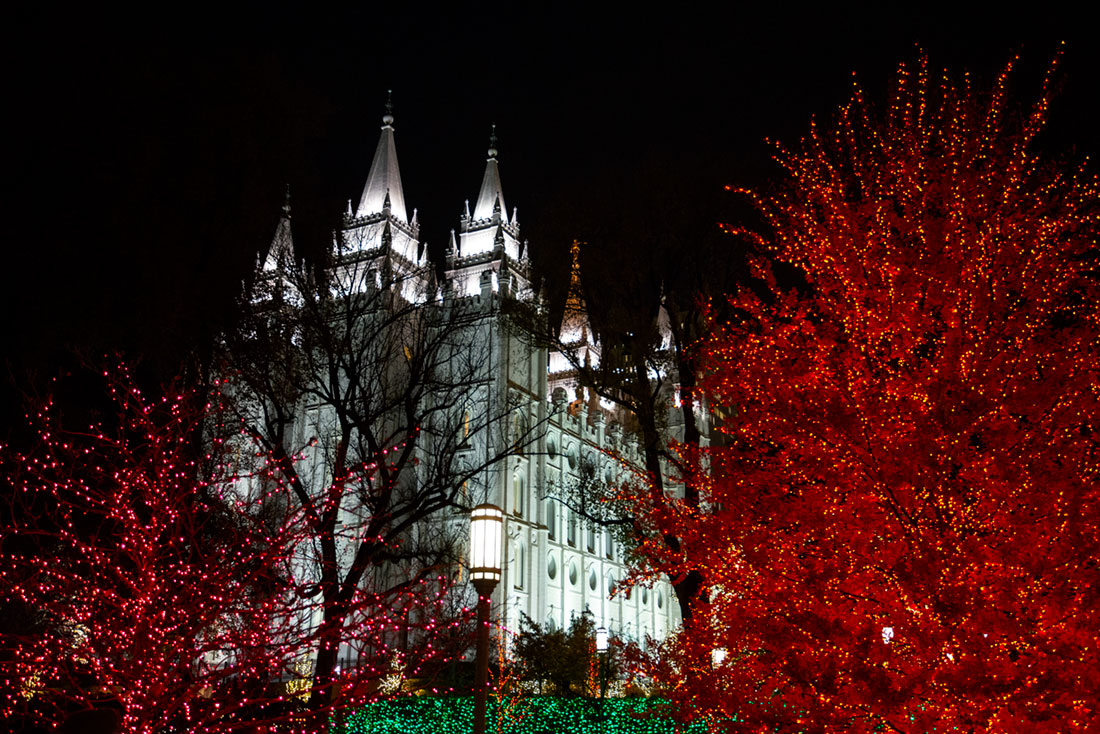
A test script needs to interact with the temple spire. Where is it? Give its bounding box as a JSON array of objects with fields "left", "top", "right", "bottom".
[
  {"left": 472, "top": 124, "right": 507, "bottom": 221},
  {"left": 356, "top": 90, "right": 409, "bottom": 222},
  {"left": 262, "top": 184, "right": 295, "bottom": 273}
]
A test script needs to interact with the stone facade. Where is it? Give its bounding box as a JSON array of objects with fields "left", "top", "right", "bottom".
[{"left": 259, "top": 105, "right": 683, "bottom": 658}]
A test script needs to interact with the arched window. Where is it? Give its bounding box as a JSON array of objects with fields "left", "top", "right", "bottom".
[
  {"left": 512, "top": 471, "right": 524, "bottom": 517},
  {"left": 511, "top": 414, "right": 528, "bottom": 455},
  {"left": 513, "top": 541, "right": 526, "bottom": 590},
  {"left": 546, "top": 498, "right": 556, "bottom": 539}
]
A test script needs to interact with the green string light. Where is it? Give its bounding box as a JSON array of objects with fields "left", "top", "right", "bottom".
[{"left": 337, "top": 697, "right": 720, "bottom": 734}]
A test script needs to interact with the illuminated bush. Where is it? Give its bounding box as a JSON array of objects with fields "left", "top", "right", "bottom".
[{"left": 338, "top": 696, "right": 715, "bottom": 734}]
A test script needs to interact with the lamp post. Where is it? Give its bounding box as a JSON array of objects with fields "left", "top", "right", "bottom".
[
  {"left": 595, "top": 625, "right": 608, "bottom": 730},
  {"left": 470, "top": 504, "right": 503, "bottom": 734}
]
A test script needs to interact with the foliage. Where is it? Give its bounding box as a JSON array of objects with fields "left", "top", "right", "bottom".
[
  {"left": 638, "top": 55, "right": 1100, "bottom": 731},
  {"left": 338, "top": 696, "right": 714, "bottom": 734},
  {"left": 511, "top": 612, "right": 622, "bottom": 698},
  {"left": 0, "top": 365, "right": 295, "bottom": 733}
]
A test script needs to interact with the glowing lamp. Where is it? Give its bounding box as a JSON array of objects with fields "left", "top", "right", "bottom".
[
  {"left": 596, "top": 626, "right": 609, "bottom": 654},
  {"left": 470, "top": 503, "right": 504, "bottom": 734},
  {"left": 711, "top": 647, "right": 728, "bottom": 668},
  {"left": 469, "top": 504, "right": 504, "bottom": 584}
]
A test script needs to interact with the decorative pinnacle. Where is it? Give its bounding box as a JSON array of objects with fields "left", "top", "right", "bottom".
[
  {"left": 487, "top": 123, "right": 498, "bottom": 159},
  {"left": 383, "top": 89, "right": 394, "bottom": 126}
]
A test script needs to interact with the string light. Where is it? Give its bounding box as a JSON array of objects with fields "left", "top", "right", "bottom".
[
  {"left": 629, "top": 52, "right": 1099, "bottom": 731},
  {"left": 1, "top": 365, "right": 479, "bottom": 732},
  {"left": 341, "top": 696, "right": 716, "bottom": 734}
]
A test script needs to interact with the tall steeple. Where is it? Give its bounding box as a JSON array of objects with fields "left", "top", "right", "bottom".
[
  {"left": 448, "top": 126, "right": 526, "bottom": 298},
  {"left": 454, "top": 126, "right": 522, "bottom": 262},
  {"left": 356, "top": 91, "right": 409, "bottom": 222},
  {"left": 253, "top": 185, "right": 302, "bottom": 306},
  {"left": 262, "top": 185, "right": 295, "bottom": 274},
  {"left": 472, "top": 125, "right": 507, "bottom": 223},
  {"left": 345, "top": 92, "right": 420, "bottom": 266}
]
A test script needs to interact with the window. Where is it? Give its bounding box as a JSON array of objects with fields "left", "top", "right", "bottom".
[
  {"left": 567, "top": 509, "right": 577, "bottom": 547},
  {"left": 546, "top": 499, "right": 556, "bottom": 539},
  {"left": 604, "top": 529, "right": 613, "bottom": 560},
  {"left": 512, "top": 472, "right": 524, "bottom": 517},
  {"left": 513, "top": 541, "right": 526, "bottom": 590},
  {"left": 586, "top": 525, "right": 596, "bottom": 553},
  {"left": 547, "top": 553, "right": 557, "bottom": 580}
]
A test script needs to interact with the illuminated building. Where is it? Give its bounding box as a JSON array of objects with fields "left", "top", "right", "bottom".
[{"left": 258, "top": 102, "right": 685, "bottom": 662}]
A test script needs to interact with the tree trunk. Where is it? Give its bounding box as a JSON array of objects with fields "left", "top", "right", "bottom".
[
  {"left": 308, "top": 598, "right": 349, "bottom": 718},
  {"left": 629, "top": 359, "right": 703, "bottom": 622}
]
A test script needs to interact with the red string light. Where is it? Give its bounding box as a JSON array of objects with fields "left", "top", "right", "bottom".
[
  {"left": 630, "top": 52, "right": 1099, "bottom": 731},
  {"left": 1, "top": 365, "right": 478, "bottom": 732}
]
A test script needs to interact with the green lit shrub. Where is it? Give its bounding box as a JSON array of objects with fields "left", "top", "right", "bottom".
[{"left": 338, "top": 696, "right": 712, "bottom": 734}]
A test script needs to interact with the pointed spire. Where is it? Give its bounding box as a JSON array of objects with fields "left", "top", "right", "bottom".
[
  {"left": 262, "top": 185, "right": 295, "bottom": 273},
  {"left": 473, "top": 124, "right": 507, "bottom": 221},
  {"left": 356, "top": 90, "right": 409, "bottom": 222}
]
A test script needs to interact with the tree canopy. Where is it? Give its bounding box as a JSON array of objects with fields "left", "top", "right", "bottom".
[
  {"left": 0, "top": 365, "right": 296, "bottom": 732},
  {"left": 637, "top": 55, "right": 1099, "bottom": 732}
]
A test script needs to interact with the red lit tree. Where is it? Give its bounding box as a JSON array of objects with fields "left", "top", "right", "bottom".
[
  {"left": 638, "top": 55, "right": 1100, "bottom": 732},
  {"left": 0, "top": 365, "right": 298, "bottom": 732},
  {"left": 0, "top": 364, "right": 477, "bottom": 733}
]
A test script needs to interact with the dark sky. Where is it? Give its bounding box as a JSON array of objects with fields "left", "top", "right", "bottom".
[{"left": 5, "top": 4, "right": 1097, "bottom": 381}]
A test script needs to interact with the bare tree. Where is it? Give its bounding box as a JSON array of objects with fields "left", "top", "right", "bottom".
[
  {"left": 522, "top": 160, "right": 746, "bottom": 622},
  {"left": 215, "top": 206, "right": 540, "bottom": 719}
]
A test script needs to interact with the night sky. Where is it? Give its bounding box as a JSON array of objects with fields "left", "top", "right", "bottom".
[{"left": 5, "top": 5, "right": 1097, "bottom": 391}]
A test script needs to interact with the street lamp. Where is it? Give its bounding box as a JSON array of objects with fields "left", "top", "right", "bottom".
[
  {"left": 595, "top": 626, "right": 609, "bottom": 655},
  {"left": 596, "top": 626, "right": 609, "bottom": 730},
  {"left": 470, "top": 504, "right": 503, "bottom": 734}
]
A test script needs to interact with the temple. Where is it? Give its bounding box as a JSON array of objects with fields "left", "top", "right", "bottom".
[{"left": 253, "top": 99, "right": 692, "bottom": 668}]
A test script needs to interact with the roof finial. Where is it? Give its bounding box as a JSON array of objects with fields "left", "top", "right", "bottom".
[
  {"left": 487, "top": 123, "right": 498, "bottom": 159},
  {"left": 282, "top": 183, "right": 292, "bottom": 217},
  {"left": 383, "top": 89, "right": 394, "bottom": 126}
]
